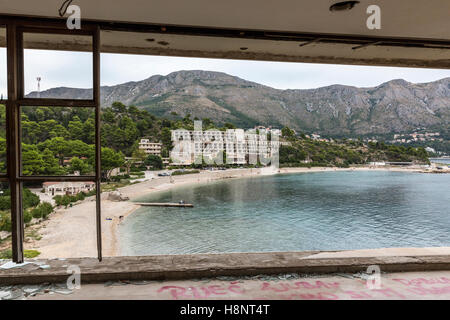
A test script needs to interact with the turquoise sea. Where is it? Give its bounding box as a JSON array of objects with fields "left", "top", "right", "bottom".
[{"left": 120, "top": 171, "right": 450, "bottom": 255}]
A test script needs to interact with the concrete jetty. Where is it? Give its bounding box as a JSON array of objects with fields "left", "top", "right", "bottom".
[{"left": 135, "top": 202, "right": 194, "bottom": 208}]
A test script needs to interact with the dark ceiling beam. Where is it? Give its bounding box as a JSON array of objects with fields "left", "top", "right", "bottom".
[{"left": 0, "top": 14, "right": 449, "bottom": 50}]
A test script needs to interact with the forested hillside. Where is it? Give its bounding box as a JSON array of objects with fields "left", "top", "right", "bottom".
[
  {"left": 28, "top": 71, "right": 450, "bottom": 138},
  {"left": 0, "top": 102, "right": 431, "bottom": 177}
]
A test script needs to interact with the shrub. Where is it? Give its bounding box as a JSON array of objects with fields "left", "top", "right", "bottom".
[
  {"left": 31, "top": 207, "right": 43, "bottom": 219},
  {"left": 54, "top": 191, "right": 95, "bottom": 208},
  {"left": 1, "top": 249, "right": 42, "bottom": 259},
  {"left": 172, "top": 169, "right": 200, "bottom": 176},
  {"left": 24, "top": 250, "right": 40, "bottom": 258},
  {"left": 39, "top": 202, "right": 53, "bottom": 219},
  {"left": 76, "top": 192, "right": 85, "bottom": 201},
  {"left": 0, "top": 249, "right": 12, "bottom": 259},
  {"left": 0, "top": 196, "right": 10, "bottom": 211},
  {"left": 111, "top": 174, "right": 130, "bottom": 182},
  {"left": 0, "top": 188, "right": 40, "bottom": 211},
  {"left": 0, "top": 212, "right": 11, "bottom": 232},
  {"left": 23, "top": 188, "right": 40, "bottom": 209},
  {"left": 61, "top": 196, "right": 72, "bottom": 207},
  {"left": 53, "top": 194, "right": 72, "bottom": 207},
  {"left": 53, "top": 195, "right": 63, "bottom": 206},
  {"left": 86, "top": 189, "right": 96, "bottom": 197},
  {"left": 23, "top": 210, "right": 33, "bottom": 224}
]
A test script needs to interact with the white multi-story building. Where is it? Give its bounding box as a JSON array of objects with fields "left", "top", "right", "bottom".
[
  {"left": 224, "top": 129, "right": 246, "bottom": 164},
  {"left": 170, "top": 128, "right": 279, "bottom": 166},
  {"left": 171, "top": 130, "right": 195, "bottom": 165},
  {"left": 139, "top": 139, "right": 162, "bottom": 156},
  {"left": 202, "top": 130, "right": 224, "bottom": 163},
  {"left": 43, "top": 181, "right": 95, "bottom": 196}
]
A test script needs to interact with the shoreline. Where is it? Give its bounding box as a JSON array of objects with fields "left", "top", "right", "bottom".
[{"left": 28, "top": 165, "right": 447, "bottom": 259}]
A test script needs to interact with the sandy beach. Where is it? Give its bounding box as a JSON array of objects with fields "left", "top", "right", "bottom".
[
  {"left": 27, "top": 168, "right": 269, "bottom": 258},
  {"left": 26, "top": 165, "right": 446, "bottom": 259}
]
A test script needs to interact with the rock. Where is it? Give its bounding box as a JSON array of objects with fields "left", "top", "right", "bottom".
[
  {"left": 107, "top": 191, "right": 129, "bottom": 202},
  {"left": 0, "top": 231, "right": 10, "bottom": 240}
]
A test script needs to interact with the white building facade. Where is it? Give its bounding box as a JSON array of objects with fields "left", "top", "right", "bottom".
[
  {"left": 170, "top": 126, "right": 280, "bottom": 166},
  {"left": 138, "top": 139, "right": 162, "bottom": 156},
  {"left": 43, "top": 181, "right": 96, "bottom": 196}
]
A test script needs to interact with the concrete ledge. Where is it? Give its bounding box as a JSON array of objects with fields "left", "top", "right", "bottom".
[{"left": 2, "top": 251, "right": 450, "bottom": 285}]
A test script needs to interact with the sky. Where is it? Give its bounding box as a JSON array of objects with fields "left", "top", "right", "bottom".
[{"left": 0, "top": 49, "right": 449, "bottom": 97}]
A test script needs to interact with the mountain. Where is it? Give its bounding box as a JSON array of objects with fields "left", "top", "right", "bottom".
[{"left": 26, "top": 70, "right": 450, "bottom": 136}]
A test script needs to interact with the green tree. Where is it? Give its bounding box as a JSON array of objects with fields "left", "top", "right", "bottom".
[
  {"left": 68, "top": 116, "right": 84, "bottom": 140},
  {"left": 42, "top": 148, "right": 65, "bottom": 175},
  {"left": 100, "top": 147, "right": 125, "bottom": 179},
  {"left": 132, "top": 148, "right": 147, "bottom": 163},
  {"left": 37, "top": 137, "right": 67, "bottom": 166},
  {"left": 223, "top": 122, "right": 236, "bottom": 130},
  {"left": 82, "top": 118, "right": 95, "bottom": 144},
  {"left": 111, "top": 101, "right": 127, "bottom": 114},
  {"left": 21, "top": 121, "right": 41, "bottom": 144},
  {"left": 69, "top": 157, "right": 92, "bottom": 175},
  {"left": 22, "top": 145, "right": 44, "bottom": 175},
  {"left": 144, "top": 154, "right": 163, "bottom": 170},
  {"left": 160, "top": 127, "right": 172, "bottom": 150},
  {"left": 282, "top": 126, "right": 295, "bottom": 138}
]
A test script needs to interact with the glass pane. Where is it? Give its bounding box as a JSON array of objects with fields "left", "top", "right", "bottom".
[
  {"left": 0, "top": 27, "right": 6, "bottom": 100},
  {"left": 21, "top": 106, "right": 95, "bottom": 176},
  {"left": 22, "top": 181, "right": 97, "bottom": 259},
  {"left": 0, "top": 182, "right": 11, "bottom": 260},
  {"left": 23, "top": 33, "right": 93, "bottom": 99},
  {"left": 0, "top": 104, "right": 5, "bottom": 174}
]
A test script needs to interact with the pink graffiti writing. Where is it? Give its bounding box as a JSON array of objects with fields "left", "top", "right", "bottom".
[
  {"left": 392, "top": 277, "right": 450, "bottom": 287},
  {"left": 157, "top": 282, "right": 245, "bottom": 299}
]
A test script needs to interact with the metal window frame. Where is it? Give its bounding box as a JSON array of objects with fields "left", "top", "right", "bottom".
[
  {"left": 0, "top": 14, "right": 448, "bottom": 264},
  {"left": 3, "top": 21, "right": 102, "bottom": 263}
]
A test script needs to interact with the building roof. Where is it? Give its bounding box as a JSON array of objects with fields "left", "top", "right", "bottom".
[{"left": 43, "top": 181, "right": 95, "bottom": 186}]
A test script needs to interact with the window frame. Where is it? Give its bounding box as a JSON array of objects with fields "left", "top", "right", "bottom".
[{"left": 3, "top": 21, "right": 102, "bottom": 263}]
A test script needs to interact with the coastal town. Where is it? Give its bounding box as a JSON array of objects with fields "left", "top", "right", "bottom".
[
  {"left": 0, "top": 97, "right": 446, "bottom": 260},
  {"left": 391, "top": 131, "right": 442, "bottom": 144},
  {"left": 3, "top": 91, "right": 446, "bottom": 264},
  {"left": 0, "top": 116, "right": 447, "bottom": 260},
  {"left": 18, "top": 121, "right": 449, "bottom": 209}
]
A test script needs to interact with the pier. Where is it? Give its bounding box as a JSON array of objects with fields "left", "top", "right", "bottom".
[{"left": 135, "top": 202, "right": 194, "bottom": 208}]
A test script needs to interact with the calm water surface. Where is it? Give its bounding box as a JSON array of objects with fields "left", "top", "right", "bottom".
[{"left": 120, "top": 171, "right": 450, "bottom": 255}]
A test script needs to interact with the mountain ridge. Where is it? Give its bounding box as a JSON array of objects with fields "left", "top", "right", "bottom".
[{"left": 26, "top": 70, "right": 450, "bottom": 136}]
